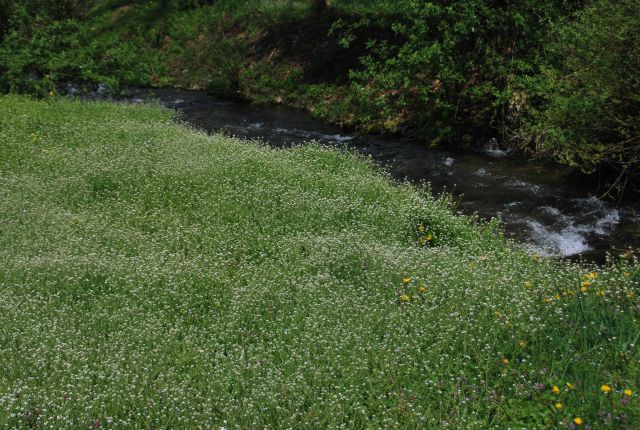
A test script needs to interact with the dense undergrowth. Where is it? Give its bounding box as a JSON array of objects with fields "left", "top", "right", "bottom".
[
  {"left": 0, "top": 0, "right": 639, "bottom": 194},
  {"left": 0, "top": 95, "right": 639, "bottom": 428}
]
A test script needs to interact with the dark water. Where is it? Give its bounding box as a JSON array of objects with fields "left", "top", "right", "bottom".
[{"left": 106, "top": 87, "right": 640, "bottom": 262}]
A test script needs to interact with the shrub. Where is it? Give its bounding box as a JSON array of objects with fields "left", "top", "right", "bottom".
[
  {"left": 515, "top": 0, "right": 640, "bottom": 195},
  {"left": 346, "top": 0, "right": 582, "bottom": 144}
]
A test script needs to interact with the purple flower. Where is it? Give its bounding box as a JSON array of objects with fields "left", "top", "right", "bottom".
[{"left": 534, "top": 382, "right": 545, "bottom": 391}]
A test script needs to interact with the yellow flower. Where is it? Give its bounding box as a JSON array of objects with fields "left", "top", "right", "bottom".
[
  {"left": 418, "top": 224, "right": 425, "bottom": 232},
  {"left": 48, "top": 91, "right": 55, "bottom": 97},
  {"left": 494, "top": 310, "right": 502, "bottom": 317},
  {"left": 555, "top": 402, "right": 563, "bottom": 410},
  {"left": 402, "top": 277, "right": 411, "bottom": 284},
  {"left": 543, "top": 297, "right": 552, "bottom": 303},
  {"left": 552, "top": 385, "right": 560, "bottom": 394},
  {"left": 624, "top": 389, "right": 633, "bottom": 396},
  {"left": 596, "top": 290, "right": 605, "bottom": 297},
  {"left": 580, "top": 285, "right": 589, "bottom": 293},
  {"left": 623, "top": 271, "right": 630, "bottom": 277},
  {"left": 479, "top": 255, "right": 487, "bottom": 262},
  {"left": 426, "top": 233, "right": 433, "bottom": 241},
  {"left": 502, "top": 358, "right": 509, "bottom": 365},
  {"left": 555, "top": 293, "right": 561, "bottom": 300},
  {"left": 524, "top": 281, "right": 533, "bottom": 289},
  {"left": 573, "top": 417, "right": 583, "bottom": 426},
  {"left": 584, "top": 272, "right": 597, "bottom": 279},
  {"left": 418, "top": 286, "right": 426, "bottom": 293},
  {"left": 566, "top": 382, "right": 575, "bottom": 390},
  {"left": 399, "top": 294, "right": 410, "bottom": 302},
  {"left": 601, "top": 384, "right": 612, "bottom": 393},
  {"left": 581, "top": 281, "right": 591, "bottom": 288},
  {"left": 533, "top": 254, "right": 542, "bottom": 261},
  {"left": 518, "top": 340, "right": 526, "bottom": 348},
  {"left": 627, "top": 292, "right": 636, "bottom": 299}
]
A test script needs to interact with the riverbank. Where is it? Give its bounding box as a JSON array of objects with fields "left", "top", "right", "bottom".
[
  {"left": 114, "top": 86, "right": 640, "bottom": 261},
  {"left": 1, "top": 95, "right": 638, "bottom": 428},
  {"left": 2, "top": 0, "right": 639, "bottom": 195}
]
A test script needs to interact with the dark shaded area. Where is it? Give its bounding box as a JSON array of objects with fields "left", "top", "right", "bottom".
[{"left": 252, "top": 10, "right": 406, "bottom": 85}]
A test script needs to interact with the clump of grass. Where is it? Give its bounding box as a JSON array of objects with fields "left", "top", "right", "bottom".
[{"left": 0, "top": 95, "right": 638, "bottom": 429}]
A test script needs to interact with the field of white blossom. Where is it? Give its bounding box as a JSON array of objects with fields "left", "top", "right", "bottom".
[{"left": 0, "top": 95, "right": 638, "bottom": 429}]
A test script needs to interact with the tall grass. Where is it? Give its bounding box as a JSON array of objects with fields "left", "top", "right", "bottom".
[{"left": 0, "top": 95, "right": 638, "bottom": 428}]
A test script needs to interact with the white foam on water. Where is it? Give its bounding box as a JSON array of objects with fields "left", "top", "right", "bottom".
[
  {"left": 442, "top": 157, "right": 455, "bottom": 166},
  {"left": 274, "top": 127, "right": 314, "bottom": 138},
  {"left": 474, "top": 168, "right": 490, "bottom": 177},
  {"left": 268, "top": 128, "right": 353, "bottom": 144},
  {"left": 582, "top": 195, "right": 603, "bottom": 207},
  {"left": 594, "top": 208, "right": 620, "bottom": 235},
  {"left": 507, "top": 179, "right": 542, "bottom": 194},
  {"left": 320, "top": 133, "right": 353, "bottom": 142},
  {"left": 484, "top": 148, "right": 509, "bottom": 158},
  {"left": 541, "top": 206, "right": 562, "bottom": 216},
  {"left": 569, "top": 196, "right": 620, "bottom": 235},
  {"left": 482, "top": 138, "right": 510, "bottom": 158},
  {"left": 526, "top": 220, "right": 591, "bottom": 256}
]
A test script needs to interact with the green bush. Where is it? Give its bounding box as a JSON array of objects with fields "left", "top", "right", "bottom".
[
  {"left": 515, "top": 0, "right": 640, "bottom": 194},
  {"left": 0, "top": 0, "right": 81, "bottom": 92},
  {"left": 345, "top": 0, "right": 582, "bottom": 144},
  {"left": 0, "top": 0, "right": 80, "bottom": 34}
]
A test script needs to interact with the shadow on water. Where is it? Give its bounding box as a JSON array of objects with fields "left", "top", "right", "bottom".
[{"left": 92, "top": 87, "right": 640, "bottom": 263}]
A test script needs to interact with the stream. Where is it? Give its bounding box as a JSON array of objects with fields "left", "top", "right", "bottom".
[{"left": 99, "top": 87, "right": 640, "bottom": 262}]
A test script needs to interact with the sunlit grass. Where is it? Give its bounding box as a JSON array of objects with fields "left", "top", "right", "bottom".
[{"left": 0, "top": 95, "right": 638, "bottom": 429}]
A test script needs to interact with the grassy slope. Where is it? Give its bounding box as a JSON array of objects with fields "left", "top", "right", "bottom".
[{"left": 0, "top": 95, "right": 639, "bottom": 429}]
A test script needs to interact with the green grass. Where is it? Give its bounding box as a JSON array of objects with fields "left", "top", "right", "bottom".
[{"left": 0, "top": 95, "right": 638, "bottom": 429}]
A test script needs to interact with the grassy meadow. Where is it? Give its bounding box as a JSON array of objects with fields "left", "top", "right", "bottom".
[{"left": 0, "top": 95, "right": 639, "bottom": 429}]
